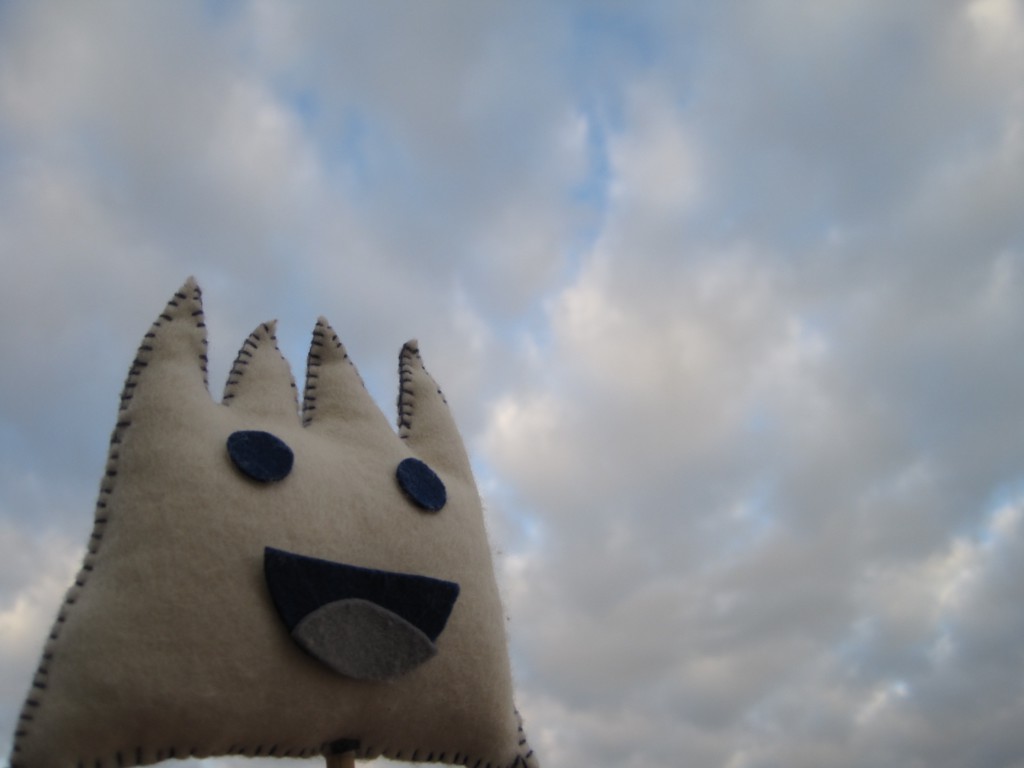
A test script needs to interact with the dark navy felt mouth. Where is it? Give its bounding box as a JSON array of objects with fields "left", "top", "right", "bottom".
[{"left": 264, "top": 547, "right": 460, "bottom": 680}]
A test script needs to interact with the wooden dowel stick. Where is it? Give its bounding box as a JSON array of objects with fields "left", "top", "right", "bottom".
[{"left": 326, "top": 750, "right": 356, "bottom": 768}]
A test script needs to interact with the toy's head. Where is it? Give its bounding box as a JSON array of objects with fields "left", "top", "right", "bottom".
[{"left": 12, "top": 279, "right": 537, "bottom": 768}]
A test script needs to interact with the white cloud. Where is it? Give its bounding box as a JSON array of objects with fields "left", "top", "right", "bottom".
[
  {"left": 3, "top": 2, "right": 1024, "bottom": 767},
  {"left": 609, "top": 81, "right": 701, "bottom": 215},
  {"left": 967, "top": 0, "right": 1024, "bottom": 59},
  {"left": 477, "top": 5, "right": 1024, "bottom": 763},
  {"left": 0, "top": 521, "right": 81, "bottom": 741}
]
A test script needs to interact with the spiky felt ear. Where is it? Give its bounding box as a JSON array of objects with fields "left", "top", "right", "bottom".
[
  {"left": 11, "top": 280, "right": 537, "bottom": 768},
  {"left": 302, "top": 318, "right": 392, "bottom": 433},
  {"left": 223, "top": 321, "right": 300, "bottom": 420},
  {"left": 398, "top": 341, "right": 474, "bottom": 482}
]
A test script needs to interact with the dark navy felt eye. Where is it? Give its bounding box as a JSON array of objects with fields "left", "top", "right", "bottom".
[
  {"left": 227, "top": 430, "right": 294, "bottom": 483},
  {"left": 396, "top": 457, "right": 446, "bottom": 512}
]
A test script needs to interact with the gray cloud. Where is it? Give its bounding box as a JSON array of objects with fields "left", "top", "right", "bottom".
[
  {"left": 2, "top": 2, "right": 1024, "bottom": 767},
  {"left": 480, "top": 4, "right": 1024, "bottom": 765}
]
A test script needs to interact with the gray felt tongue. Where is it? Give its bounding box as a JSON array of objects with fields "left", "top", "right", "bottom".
[{"left": 292, "top": 598, "right": 438, "bottom": 681}]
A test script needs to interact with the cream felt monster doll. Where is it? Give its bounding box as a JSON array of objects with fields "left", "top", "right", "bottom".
[{"left": 11, "top": 279, "right": 537, "bottom": 768}]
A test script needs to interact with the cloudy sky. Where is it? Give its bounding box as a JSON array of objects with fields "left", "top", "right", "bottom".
[{"left": 2, "top": 2, "right": 1024, "bottom": 766}]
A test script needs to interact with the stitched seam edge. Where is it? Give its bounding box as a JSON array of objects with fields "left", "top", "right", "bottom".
[{"left": 9, "top": 285, "right": 207, "bottom": 768}]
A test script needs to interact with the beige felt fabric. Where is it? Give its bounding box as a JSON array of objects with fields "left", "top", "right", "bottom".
[{"left": 12, "top": 279, "right": 537, "bottom": 768}]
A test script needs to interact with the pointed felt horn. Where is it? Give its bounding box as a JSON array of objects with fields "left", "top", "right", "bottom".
[
  {"left": 397, "top": 341, "right": 473, "bottom": 481},
  {"left": 117, "top": 277, "right": 211, "bottom": 430},
  {"left": 222, "top": 320, "right": 300, "bottom": 421},
  {"left": 301, "top": 318, "right": 392, "bottom": 433}
]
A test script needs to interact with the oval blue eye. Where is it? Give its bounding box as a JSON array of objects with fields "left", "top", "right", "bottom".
[
  {"left": 227, "top": 430, "right": 294, "bottom": 482},
  {"left": 396, "top": 458, "right": 446, "bottom": 512}
]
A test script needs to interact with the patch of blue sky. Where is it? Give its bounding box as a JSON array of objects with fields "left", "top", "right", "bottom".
[
  {"left": 559, "top": 8, "right": 715, "bottom": 262},
  {"left": 974, "top": 478, "right": 1024, "bottom": 548},
  {"left": 200, "top": 0, "right": 241, "bottom": 25},
  {"left": 562, "top": 2, "right": 661, "bottom": 200},
  {"left": 570, "top": 3, "right": 710, "bottom": 103},
  {"left": 469, "top": 457, "right": 504, "bottom": 504},
  {"left": 565, "top": 101, "right": 612, "bottom": 265},
  {"left": 570, "top": 105, "right": 611, "bottom": 208},
  {"left": 328, "top": 108, "right": 382, "bottom": 196},
  {"left": 274, "top": 85, "right": 391, "bottom": 200},
  {"left": 563, "top": 6, "right": 656, "bottom": 144},
  {"left": 571, "top": 5, "right": 661, "bottom": 78},
  {"left": 286, "top": 87, "right": 320, "bottom": 127},
  {"left": 472, "top": 457, "right": 546, "bottom": 552},
  {"left": 545, "top": 106, "right": 613, "bottom": 326},
  {"left": 321, "top": 112, "right": 433, "bottom": 216}
]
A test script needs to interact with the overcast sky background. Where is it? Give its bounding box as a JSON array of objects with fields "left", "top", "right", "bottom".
[{"left": 2, "top": 2, "right": 1024, "bottom": 767}]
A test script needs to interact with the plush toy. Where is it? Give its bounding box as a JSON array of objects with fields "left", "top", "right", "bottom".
[{"left": 11, "top": 279, "right": 537, "bottom": 768}]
